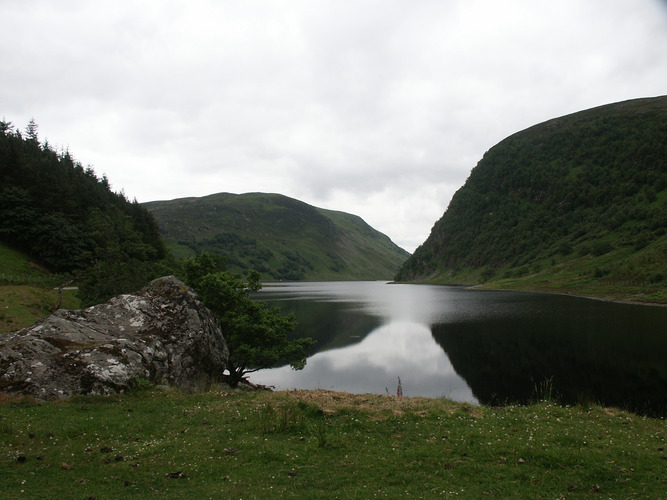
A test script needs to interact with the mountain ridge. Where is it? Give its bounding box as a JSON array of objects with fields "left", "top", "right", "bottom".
[{"left": 144, "top": 192, "right": 409, "bottom": 281}]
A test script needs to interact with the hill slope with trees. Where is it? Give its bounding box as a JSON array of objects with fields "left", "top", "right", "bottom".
[
  {"left": 144, "top": 192, "right": 409, "bottom": 281},
  {"left": 0, "top": 119, "right": 172, "bottom": 305},
  {"left": 395, "top": 96, "right": 667, "bottom": 302}
]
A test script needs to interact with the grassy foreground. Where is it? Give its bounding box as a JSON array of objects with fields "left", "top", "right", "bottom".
[{"left": 1, "top": 386, "right": 664, "bottom": 499}]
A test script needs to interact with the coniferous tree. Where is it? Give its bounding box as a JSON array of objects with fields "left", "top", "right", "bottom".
[{"left": 25, "top": 118, "right": 38, "bottom": 142}]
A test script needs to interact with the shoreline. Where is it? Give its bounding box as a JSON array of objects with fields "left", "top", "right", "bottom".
[{"left": 466, "top": 283, "right": 667, "bottom": 307}]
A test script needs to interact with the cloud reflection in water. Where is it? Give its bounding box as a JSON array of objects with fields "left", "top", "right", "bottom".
[{"left": 250, "top": 317, "right": 478, "bottom": 403}]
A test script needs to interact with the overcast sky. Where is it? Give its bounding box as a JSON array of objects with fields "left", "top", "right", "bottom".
[{"left": 2, "top": 0, "right": 666, "bottom": 252}]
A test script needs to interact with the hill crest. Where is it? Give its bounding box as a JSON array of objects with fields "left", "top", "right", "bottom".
[{"left": 144, "top": 192, "right": 409, "bottom": 281}]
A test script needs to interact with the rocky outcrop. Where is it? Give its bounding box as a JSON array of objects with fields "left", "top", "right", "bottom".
[{"left": 0, "top": 276, "right": 229, "bottom": 400}]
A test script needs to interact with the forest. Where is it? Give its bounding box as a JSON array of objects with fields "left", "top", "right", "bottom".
[{"left": 0, "top": 119, "right": 172, "bottom": 305}]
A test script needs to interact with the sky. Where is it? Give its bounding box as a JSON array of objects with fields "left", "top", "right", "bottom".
[{"left": 2, "top": 0, "right": 666, "bottom": 253}]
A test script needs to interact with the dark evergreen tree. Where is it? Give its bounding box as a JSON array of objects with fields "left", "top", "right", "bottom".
[{"left": 25, "top": 118, "right": 39, "bottom": 142}]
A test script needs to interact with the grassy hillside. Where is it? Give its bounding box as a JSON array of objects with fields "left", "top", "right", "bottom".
[
  {"left": 144, "top": 192, "right": 409, "bottom": 281},
  {"left": 396, "top": 96, "right": 667, "bottom": 303},
  {"left": 0, "top": 243, "right": 79, "bottom": 333},
  {"left": 1, "top": 387, "right": 665, "bottom": 498}
]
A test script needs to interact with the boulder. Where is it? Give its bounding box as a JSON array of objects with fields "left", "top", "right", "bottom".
[{"left": 0, "top": 276, "right": 229, "bottom": 400}]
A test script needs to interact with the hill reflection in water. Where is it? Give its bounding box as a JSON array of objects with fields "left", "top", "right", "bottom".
[
  {"left": 252, "top": 319, "right": 478, "bottom": 402},
  {"left": 249, "top": 282, "right": 666, "bottom": 415}
]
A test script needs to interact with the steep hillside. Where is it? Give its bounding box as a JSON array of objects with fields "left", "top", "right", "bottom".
[
  {"left": 0, "top": 119, "right": 171, "bottom": 306},
  {"left": 396, "top": 96, "right": 667, "bottom": 302},
  {"left": 144, "top": 192, "right": 409, "bottom": 281}
]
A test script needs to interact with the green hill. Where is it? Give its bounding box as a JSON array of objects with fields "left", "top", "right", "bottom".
[
  {"left": 396, "top": 96, "right": 667, "bottom": 303},
  {"left": 144, "top": 192, "right": 409, "bottom": 281}
]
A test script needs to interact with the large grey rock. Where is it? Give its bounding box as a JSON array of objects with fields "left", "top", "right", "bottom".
[{"left": 0, "top": 276, "right": 229, "bottom": 400}]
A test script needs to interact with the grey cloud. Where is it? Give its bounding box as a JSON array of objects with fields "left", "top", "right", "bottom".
[{"left": 1, "top": 0, "right": 666, "bottom": 252}]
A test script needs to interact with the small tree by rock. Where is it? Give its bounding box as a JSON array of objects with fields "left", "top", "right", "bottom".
[{"left": 183, "top": 253, "right": 314, "bottom": 387}]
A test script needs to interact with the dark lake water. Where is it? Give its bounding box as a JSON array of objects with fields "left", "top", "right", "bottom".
[{"left": 248, "top": 281, "right": 667, "bottom": 416}]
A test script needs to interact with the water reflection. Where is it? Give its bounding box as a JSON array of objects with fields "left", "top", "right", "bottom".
[
  {"left": 252, "top": 282, "right": 481, "bottom": 401},
  {"left": 249, "top": 282, "right": 667, "bottom": 415},
  {"left": 432, "top": 301, "right": 667, "bottom": 416},
  {"left": 252, "top": 320, "right": 478, "bottom": 401}
]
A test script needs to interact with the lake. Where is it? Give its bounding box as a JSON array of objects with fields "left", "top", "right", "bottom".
[{"left": 248, "top": 281, "right": 667, "bottom": 416}]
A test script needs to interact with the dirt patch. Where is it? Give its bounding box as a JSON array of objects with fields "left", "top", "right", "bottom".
[{"left": 268, "top": 389, "right": 468, "bottom": 417}]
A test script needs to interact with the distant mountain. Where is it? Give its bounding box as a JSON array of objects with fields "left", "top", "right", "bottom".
[
  {"left": 396, "top": 96, "right": 666, "bottom": 301},
  {"left": 144, "top": 192, "right": 409, "bottom": 281}
]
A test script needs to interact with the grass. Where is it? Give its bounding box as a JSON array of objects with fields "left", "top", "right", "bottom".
[
  {"left": 0, "top": 242, "right": 80, "bottom": 333},
  {"left": 0, "top": 285, "right": 80, "bottom": 333},
  {"left": 1, "top": 387, "right": 664, "bottom": 498},
  {"left": 427, "top": 243, "right": 667, "bottom": 305},
  {"left": 480, "top": 253, "right": 667, "bottom": 304},
  {"left": 0, "top": 243, "right": 48, "bottom": 278},
  {"left": 486, "top": 279, "right": 667, "bottom": 305}
]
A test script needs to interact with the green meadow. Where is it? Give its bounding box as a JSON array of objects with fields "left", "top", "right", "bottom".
[{"left": 1, "top": 386, "right": 664, "bottom": 499}]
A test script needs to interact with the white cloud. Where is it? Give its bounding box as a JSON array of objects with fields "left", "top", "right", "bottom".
[{"left": 2, "top": 0, "right": 666, "bottom": 252}]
